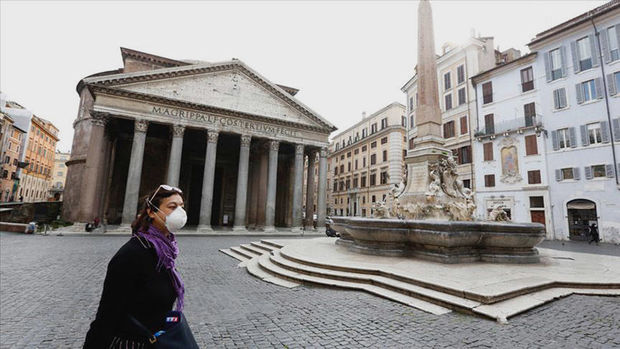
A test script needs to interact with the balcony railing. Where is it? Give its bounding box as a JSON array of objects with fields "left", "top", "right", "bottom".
[{"left": 474, "top": 117, "right": 543, "bottom": 139}]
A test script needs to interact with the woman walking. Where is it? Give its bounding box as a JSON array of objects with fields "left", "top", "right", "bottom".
[{"left": 84, "top": 185, "right": 187, "bottom": 348}]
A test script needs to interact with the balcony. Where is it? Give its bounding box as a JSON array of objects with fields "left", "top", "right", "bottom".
[{"left": 474, "top": 116, "right": 543, "bottom": 141}]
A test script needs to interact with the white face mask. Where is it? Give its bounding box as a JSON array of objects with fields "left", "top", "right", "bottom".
[{"left": 153, "top": 205, "right": 187, "bottom": 233}]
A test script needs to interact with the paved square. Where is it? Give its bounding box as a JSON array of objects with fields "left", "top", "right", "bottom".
[{"left": 1, "top": 232, "right": 619, "bottom": 348}]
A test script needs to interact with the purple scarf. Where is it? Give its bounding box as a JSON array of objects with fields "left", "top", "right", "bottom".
[{"left": 135, "top": 225, "right": 185, "bottom": 312}]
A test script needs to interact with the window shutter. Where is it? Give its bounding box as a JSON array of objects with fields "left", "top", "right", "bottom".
[
  {"left": 585, "top": 166, "right": 593, "bottom": 180},
  {"left": 553, "top": 90, "right": 559, "bottom": 109},
  {"left": 580, "top": 125, "right": 589, "bottom": 146},
  {"left": 575, "top": 83, "right": 584, "bottom": 104},
  {"left": 608, "top": 73, "right": 617, "bottom": 96},
  {"left": 551, "top": 130, "right": 559, "bottom": 150},
  {"left": 589, "top": 34, "right": 600, "bottom": 67},
  {"left": 594, "top": 77, "right": 603, "bottom": 99},
  {"left": 616, "top": 25, "right": 620, "bottom": 57},
  {"left": 573, "top": 167, "right": 581, "bottom": 180},
  {"left": 613, "top": 118, "right": 620, "bottom": 141},
  {"left": 601, "top": 28, "right": 610, "bottom": 63},
  {"left": 605, "top": 164, "right": 614, "bottom": 178},
  {"left": 570, "top": 41, "right": 580, "bottom": 73},
  {"left": 560, "top": 46, "right": 568, "bottom": 78},
  {"left": 601, "top": 121, "right": 610, "bottom": 143},
  {"left": 555, "top": 169, "right": 562, "bottom": 181},
  {"left": 544, "top": 52, "right": 552, "bottom": 82},
  {"left": 569, "top": 127, "right": 577, "bottom": 148},
  {"left": 560, "top": 88, "right": 568, "bottom": 108}
]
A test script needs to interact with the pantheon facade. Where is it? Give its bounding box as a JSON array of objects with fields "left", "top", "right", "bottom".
[{"left": 63, "top": 48, "right": 335, "bottom": 232}]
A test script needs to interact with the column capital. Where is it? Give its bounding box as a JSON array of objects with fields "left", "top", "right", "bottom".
[
  {"left": 319, "top": 147, "right": 328, "bottom": 158},
  {"left": 268, "top": 139, "right": 280, "bottom": 152},
  {"left": 240, "top": 134, "right": 252, "bottom": 148},
  {"left": 207, "top": 131, "right": 219, "bottom": 143},
  {"left": 90, "top": 113, "right": 109, "bottom": 127},
  {"left": 172, "top": 124, "right": 185, "bottom": 138},
  {"left": 135, "top": 119, "right": 149, "bottom": 133},
  {"left": 295, "top": 144, "right": 304, "bottom": 155}
]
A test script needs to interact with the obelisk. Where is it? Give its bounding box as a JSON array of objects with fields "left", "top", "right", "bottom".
[{"left": 400, "top": 0, "right": 450, "bottom": 203}]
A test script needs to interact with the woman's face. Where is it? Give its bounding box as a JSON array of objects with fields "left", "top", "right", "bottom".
[{"left": 148, "top": 193, "right": 184, "bottom": 233}]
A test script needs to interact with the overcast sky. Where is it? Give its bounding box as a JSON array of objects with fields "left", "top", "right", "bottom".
[{"left": 1, "top": 0, "right": 608, "bottom": 152}]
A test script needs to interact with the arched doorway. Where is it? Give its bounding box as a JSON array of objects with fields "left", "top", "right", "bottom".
[{"left": 567, "top": 199, "right": 598, "bottom": 241}]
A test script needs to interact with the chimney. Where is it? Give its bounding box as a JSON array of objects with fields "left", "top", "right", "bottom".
[{"left": 362, "top": 111, "right": 367, "bottom": 119}]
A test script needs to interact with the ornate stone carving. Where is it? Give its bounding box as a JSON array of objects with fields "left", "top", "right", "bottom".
[
  {"left": 390, "top": 155, "right": 476, "bottom": 221},
  {"left": 295, "top": 144, "right": 304, "bottom": 155},
  {"left": 90, "top": 113, "right": 109, "bottom": 127},
  {"left": 172, "top": 124, "right": 185, "bottom": 137},
  {"left": 489, "top": 204, "right": 510, "bottom": 222},
  {"left": 372, "top": 201, "right": 390, "bottom": 218},
  {"left": 207, "top": 131, "right": 219, "bottom": 143},
  {"left": 240, "top": 134, "right": 252, "bottom": 148},
  {"left": 269, "top": 140, "right": 280, "bottom": 152},
  {"left": 135, "top": 119, "right": 149, "bottom": 133},
  {"left": 319, "top": 147, "right": 328, "bottom": 158}
]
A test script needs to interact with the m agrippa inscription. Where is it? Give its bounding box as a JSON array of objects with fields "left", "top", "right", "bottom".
[{"left": 151, "top": 106, "right": 300, "bottom": 138}]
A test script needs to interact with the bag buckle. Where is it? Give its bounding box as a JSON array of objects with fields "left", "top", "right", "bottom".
[{"left": 149, "top": 336, "right": 157, "bottom": 344}]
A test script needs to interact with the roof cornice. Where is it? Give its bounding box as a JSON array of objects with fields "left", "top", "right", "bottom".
[
  {"left": 470, "top": 52, "right": 538, "bottom": 84},
  {"left": 330, "top": 102, "right": 405, "bottom": 140},
  {"left": 89, "top": 84, "right": 331, "bottom": 134},
  {"left": 120, "top": 47, "right": 190, "bottom": 68}
]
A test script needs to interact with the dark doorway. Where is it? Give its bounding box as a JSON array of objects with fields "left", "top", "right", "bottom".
[
  {"left": 178, "top": 128, "right": 207, "bottom": 226},
  {"left": 567, "top": 199, "right": 597, "bottom": 241}
]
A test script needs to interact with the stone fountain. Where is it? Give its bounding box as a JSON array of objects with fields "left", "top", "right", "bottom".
[{"left": 332, "top": 0, "right": 544, "bottom": 264}]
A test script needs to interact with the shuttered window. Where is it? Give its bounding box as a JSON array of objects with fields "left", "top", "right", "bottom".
[
  {"left": 525, "top": 135, "right": 538, "bottom": 155},
  {"left": 460, "top": 116, "right": 468, "bottom": 135},
  {"left": 553, "top": 88, "right": 568, "bottom": 109},
  {"left": 484, "top": 174, "right": 495, "bottom": 187},
  {"left": 458, "top": 88, "right": 466, "bottom": 105},
  {"left": 445, "top": 94, "right": 453, "bottom": 110},
  {"left": 484, "top": 114, "right": 495, "bottom": 134},
  {"left": 521, "top": 67, "right": 534, "bottom": 92},
  {"left": 524, "top": 102, "right": 536, "bottom": 127},
  {"left": 444, "top": 72, "right": 451, "bottom": 90},
  {"left": 482, "top": 82, "right": 493, "bottom": 104},
  {"left": 457, "top": 65, "right": 465, "bottom": 84},
  {"left": 527, "top": 170, "right": 541, "bottom": 184},
  {"left": 443, "top": 121, "right": 455, "bottom": 138},
  {"left": 483, "top": 142, "right": 493, "bottom": 161}
]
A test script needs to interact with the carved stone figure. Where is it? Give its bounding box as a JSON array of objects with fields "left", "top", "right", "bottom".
[
  {"left": 372, "top": 201, "right": 390, "bottom": 218},
  {"left": 489, "top": 204, "right": 510, "bottom": 222}
]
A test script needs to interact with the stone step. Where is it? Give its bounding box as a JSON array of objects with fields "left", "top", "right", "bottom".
[
  {"left": 246, "top": 255, "right": 300, "bottom": 288},
  {"left": 240, "top": 244, "right": 267, "bottom": 256},
  {"left": 250, "top": 241, "right": 276, "bottom": 252},
  {"left": 261, "top": 239, "right": 285, "bottom": 249},
  {"left": 230, "top": 246, "right": 255, "bottom": 260},
  {"left": 219, "top": 248, "right": 250, "bottom": 262},
  {"left": 257, "top": 252, "right": 451, "bottom": 316},
  {"left": 269, "top": 250, "right": 480, "bottom": 312}
]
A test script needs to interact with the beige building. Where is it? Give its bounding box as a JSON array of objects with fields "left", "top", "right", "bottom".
[
  {"left": 18, "top": 115, "right": 59, "bottom": 202},
  {"left": 402, "top": 36, "right": 520, "bottom": 191},
  {"left": 49, "top": 151, "right": 70, "bottom": 201},
  {"left": 328, "top": 103, "right": 407, "bottom": 217}
]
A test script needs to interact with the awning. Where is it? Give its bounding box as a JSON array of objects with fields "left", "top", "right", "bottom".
[{"left": 567, "top": 200, "right": 596, "bottom": 210}]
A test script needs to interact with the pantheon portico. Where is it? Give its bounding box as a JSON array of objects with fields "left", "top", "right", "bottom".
[{"left": 63, "top": 48, "right": 335, "bottom": 232}]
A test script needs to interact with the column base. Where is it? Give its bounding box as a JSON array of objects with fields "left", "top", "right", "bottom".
[
  {"left": 196, "top": 225, "right": 214, "bottom": 233},
  {"left": 232, "top": 226, "right": 248, "bottom": 232},
  {"left": 263, "top": 225, "right": 276, "bottom": 233}
]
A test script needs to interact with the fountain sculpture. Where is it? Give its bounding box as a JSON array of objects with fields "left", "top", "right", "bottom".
[{"left": 332, "top": 0, "right": 545, "bottom": 264}]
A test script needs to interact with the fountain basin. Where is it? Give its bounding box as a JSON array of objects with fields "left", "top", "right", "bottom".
[{"left": 331, "top": 217, "right": 546, "bottom": 264}]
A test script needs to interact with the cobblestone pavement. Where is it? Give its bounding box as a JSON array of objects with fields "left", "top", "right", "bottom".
[{"left": 1, "top": 232, "right": 619, "bottom": 348}]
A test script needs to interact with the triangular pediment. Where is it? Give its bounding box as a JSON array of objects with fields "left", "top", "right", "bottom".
[{"left": 111, "top": 68, "right": 323, "bottom": 129}]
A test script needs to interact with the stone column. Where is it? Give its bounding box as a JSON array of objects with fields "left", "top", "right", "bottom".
[
  {"left": 316, "top": 147, "right": 328, "bottom": 232},
  {"left": 233, "top": 134, "right": 252, "bottom": 231},
  {"left": 79, "top": 114, "right": 108, "bottom": 223},
  {"left": 198, "top": 131, "right": 218, "bottom": 232},
  {"left": 305, "top": 150, "right": 316, "bottom": 230},
  {"left": 121, "top": 119, "right": 149, "bottom": 227},
  {"left": 291, "top": 144, "right": 304, "bottom": 232},
  {"left": 264, "top": 140, "right": 279, "bottom": 232},
  {"left": 166, "top": 125, "right": 185, "bottom": 187}
]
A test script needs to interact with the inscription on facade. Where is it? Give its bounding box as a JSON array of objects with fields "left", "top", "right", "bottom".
[{"left": 151, "top": 106, "right": 300, "bottom": 138}]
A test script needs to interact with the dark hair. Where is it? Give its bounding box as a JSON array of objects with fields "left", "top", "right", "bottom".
[{"left": 131, "top": 187, "right": 184, "bottom": 234}]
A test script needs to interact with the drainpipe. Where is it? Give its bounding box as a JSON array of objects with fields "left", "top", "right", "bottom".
[{"left": 591, "top": 16, "right": 619, "bottom": 186}]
